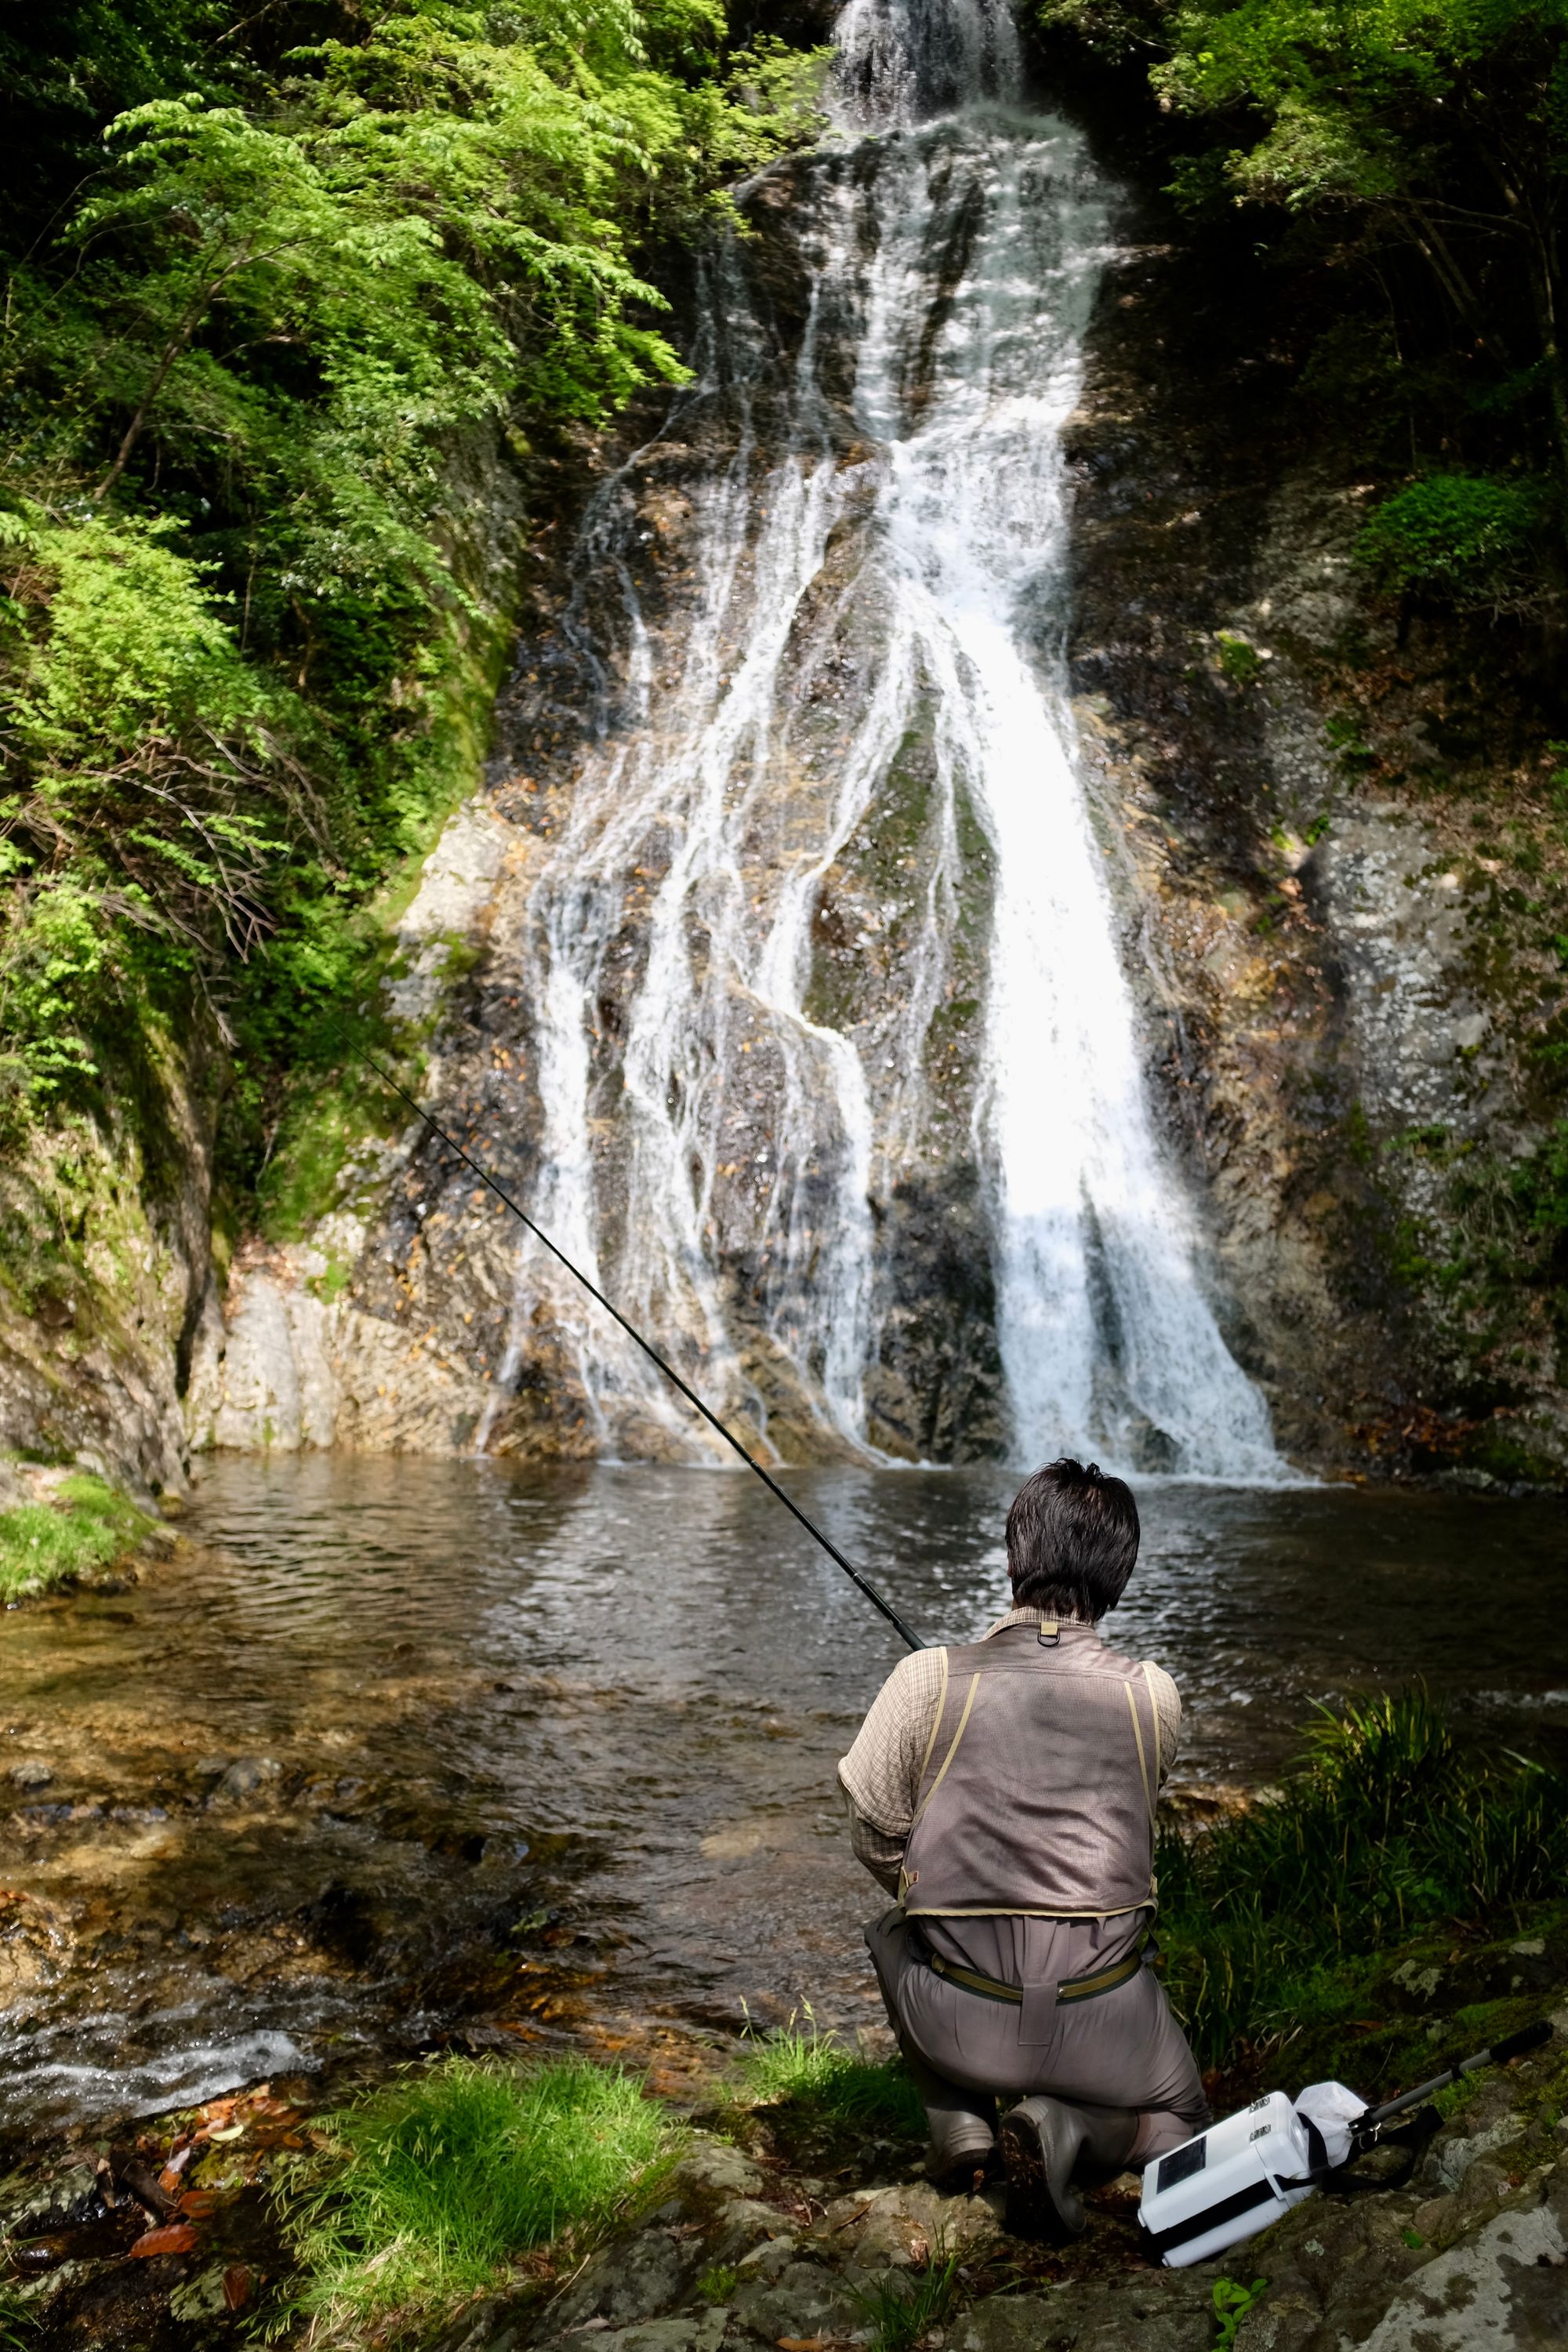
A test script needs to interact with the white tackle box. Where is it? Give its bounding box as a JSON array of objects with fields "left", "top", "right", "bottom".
[{"left": 1138, "top": 2091, "right": 1321, "bottom": 2267}]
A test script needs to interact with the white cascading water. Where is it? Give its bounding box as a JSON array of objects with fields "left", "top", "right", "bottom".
[{"left": 486, "top": 0, "right": 1282, "bottom": 1478}]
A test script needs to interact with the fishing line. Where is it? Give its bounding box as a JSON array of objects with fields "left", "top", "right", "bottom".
[{"left": 340, "top": 1033, "right": 925, "bottom": 1651}]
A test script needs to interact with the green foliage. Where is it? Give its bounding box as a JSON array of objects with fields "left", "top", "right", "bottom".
[
  {"left": 734, "top": 2007, "right": 927, "bottom": 2137},
  {"left": 273, "top": 2056, "right": 673, "bottom": 2347},
  {"left": 0, "top": 0, "right": 826, "bottom": 1249},
  {"left": 696, "top": 2263, "right": 740, "bottom": 2303},
  {"left": 849, "top": 2252, "right": 961, "bottom": 2352},
  {"left": 0, "top": 1470, "right": 153, "bottom": 1600},
  {"left": 1355, "top": 474, "right": 1551, "bottom": 612},
  {"left": 1158, "top": 1690, "right": 1568, "bottom": 2069},
  {"left": 1038, "top": 0, "right": 1568, "bottom": 597},
  {"left": 1212, "top": 2276, "right": 1269, "bottom": 2349}
]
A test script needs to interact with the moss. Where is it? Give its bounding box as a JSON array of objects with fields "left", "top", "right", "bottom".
[
  {"left": 1215, "top": 630, "right": 1264, "bottom": 684},
  {"left": 0, "top": 1470, "right": 154, "bottom": 1601}
]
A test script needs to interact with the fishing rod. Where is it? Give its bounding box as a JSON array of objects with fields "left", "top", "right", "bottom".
[{"left": 341, "top": 1033, "right": 926, "bottom": 1652}]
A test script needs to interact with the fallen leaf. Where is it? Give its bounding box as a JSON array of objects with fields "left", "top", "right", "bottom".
[
  {"left": 206, "top": 2124, "right": 245, "bottom": 2143},
  {"left": 778, "top": 2338, "right": 826, "bottom": 2350},
  {"left": 223, "top": 2265, "right": 252, "bottom": 2312},
  {"left": 129, "top": 2224, "right": 197, "bottom": 2258},
  {"left": 180, "top": 2190, "right": 218, "bottom": 2219}
]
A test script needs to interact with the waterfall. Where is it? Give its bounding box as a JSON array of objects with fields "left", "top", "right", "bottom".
[{"left": 488, "top": 0, "right": 1282, "bottom": 1479}]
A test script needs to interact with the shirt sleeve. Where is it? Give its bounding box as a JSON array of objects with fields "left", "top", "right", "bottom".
[
  {"left": 837, "top": 1646, "right": 946, "bottom": 1836},
  {"left": 840, "top": 1783, "right": 906, "bottom": 1896},
  {"left": 1144, "top": 1663, "right": 1182, "bottom": 1785}
]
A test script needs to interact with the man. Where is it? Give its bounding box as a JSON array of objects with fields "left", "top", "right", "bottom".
[{"left": 839, "top": 1457, "right": 1209, "bottom": 2240}]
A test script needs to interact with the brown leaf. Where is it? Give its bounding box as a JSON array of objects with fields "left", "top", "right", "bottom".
[
  {"left": 778, "top": 2338, "right": 826, "bottom": 2350},
  {"left": 129, "top": 2223, "right": 197, "bottom": 2258},
  {"left": 180, "top": 2190, "right": 218, "bottom": 2219},
  {"left": 223, "top": 2265, "right": 252, "bottom": 2312}
]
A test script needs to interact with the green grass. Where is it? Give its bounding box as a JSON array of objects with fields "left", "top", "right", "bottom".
[
  {"left": 696, "top": 2263, "right": 739, "bottom": 2304},
  {"left": 272, "top": 2056, "right": 675, "bottom": 2347},
  {"left": 0, "top": 1472, "right": 152, "bottom": 1601},
  {"left": 0, "top": 2282, "right": 31, "bottom": 2348},
  {"left": 734, "top": 2008, "right": 926, "bottom": 2138},
  {"left": 849, "top": 2251, "right": 960, "bottom": 2352},
  {"left": 1159, "top": 1690, "right": 1568, "bottom": 2074}
]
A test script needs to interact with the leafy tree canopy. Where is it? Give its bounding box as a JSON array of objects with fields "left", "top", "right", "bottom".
[{"left": 0, "top": 0, "right": 826, "bottom": 1173}]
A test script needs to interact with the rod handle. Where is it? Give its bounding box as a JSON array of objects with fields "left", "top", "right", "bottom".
[{"left": 1359, "top": 2018, "right": 1553, "bottom": 2131}]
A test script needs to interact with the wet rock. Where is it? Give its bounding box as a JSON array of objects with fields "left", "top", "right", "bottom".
[
  {"left": 8, "top": 1759, "right": 52, "bottom": 1788},
  {"left": 208, "top": 1755, "right": 281, "bottom": 1804},
  {"left": 956, "top": 2274, "right": 1214, "bottom": 2352},
  {"left": 170, "top": 2265, "right": 232, "bottom": 2321},
  {"left": 1421, "top": 2083, "right": 1531, "bottom": 2194}
]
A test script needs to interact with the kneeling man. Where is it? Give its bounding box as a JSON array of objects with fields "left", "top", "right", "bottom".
[{"left": 839, "top": 1458, "right": 1209, "bottom": 2238}]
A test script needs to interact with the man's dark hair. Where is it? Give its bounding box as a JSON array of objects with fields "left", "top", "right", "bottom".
[{"left": 1005, "top": 1459, "right": 1140, "bottom": 1621}]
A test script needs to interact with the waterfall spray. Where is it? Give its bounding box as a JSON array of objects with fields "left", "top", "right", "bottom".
[{"left": 482, "top": 0, "right": 1283, "bottom": 1479}]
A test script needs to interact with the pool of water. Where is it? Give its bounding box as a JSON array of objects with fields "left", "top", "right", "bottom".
[{"left": 2, "top": 1455, "right": 1563, "bottom": 2133}]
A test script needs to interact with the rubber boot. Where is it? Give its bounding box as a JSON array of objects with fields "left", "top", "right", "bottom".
[
  {"left": 896, "top": 2044, "right": 997, "bottom": 2189},
  {"left": 924, "top": 2100, "right": 997, "bottom": 2190},
  {"left": 998, "top": 2098, "right": 1138, "bottom": 2241}
]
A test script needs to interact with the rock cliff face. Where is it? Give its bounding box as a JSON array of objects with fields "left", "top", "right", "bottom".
[
  {"left": 0, "top": 1032, "right": 214, "bottom": 1497},
  {"left": 1059, "top": 204, "right": 1568, "bottom": 1482},
  {"left": 180, "top": 128, "right": 1567, "bottom": 1485}
]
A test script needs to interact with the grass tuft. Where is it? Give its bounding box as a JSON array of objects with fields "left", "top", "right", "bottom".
[
  {"left": 849, "top": 2250, "right": 960, "bottom": 2352},
  {"left": 0, "top": 1471, "right": 152, "bottom": 1601},
  {"left": 1160, "top": 1689, "right": 1567, "bottom": 2071},
  {"left": 272, "top": 2056, "right": 673, "bottom": 2347},
  {"left": 735, "top": 2006, "right": 925, "bottom": 2137}
]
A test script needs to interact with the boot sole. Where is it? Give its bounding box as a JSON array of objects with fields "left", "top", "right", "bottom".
[
  {"left": 925, "top": 2141, "right": 996, "bottom": 2194},
  {"left": 999, "top": 2111, "right": 1082, "bottom": 2244}
]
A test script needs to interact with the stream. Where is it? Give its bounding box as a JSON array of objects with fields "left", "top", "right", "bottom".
[
  {"left": 5, "top": 0, "right": 1563, "bottom": 2165},
  {"left": 2, "top": 1457, "right": 1564, "bottom": 2136}
]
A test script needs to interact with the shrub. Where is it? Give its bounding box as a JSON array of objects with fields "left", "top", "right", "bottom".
[
  {"left": 274, "top": 2056, "right": 673, "bottom": 2347},
  {"left": 1354, "top": 474, "right": 1550, "bottom": 613}
]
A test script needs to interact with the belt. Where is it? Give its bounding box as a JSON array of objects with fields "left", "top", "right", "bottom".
[{"left": 917, "top": 1936, "right": 1146, "bottom": 2007}]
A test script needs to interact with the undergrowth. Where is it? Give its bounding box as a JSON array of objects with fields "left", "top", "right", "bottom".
[
  {"left": 0, "top": 1470, "right": 151, "bottom": 1601},
  {"left": 270, "top": 2056, "right": 673, "bottom": 2347},
  {"left": 1158, "top": 1689, "right": 1567, "bottom": 2073}
]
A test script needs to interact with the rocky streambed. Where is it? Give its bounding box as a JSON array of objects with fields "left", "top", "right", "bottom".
[
  {"left": 5, "top": 1936, "right": 1566, "bottom": 2352},
  {"left": 3, "top": 1474, "right": 1568, "bottom": 2347}
]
